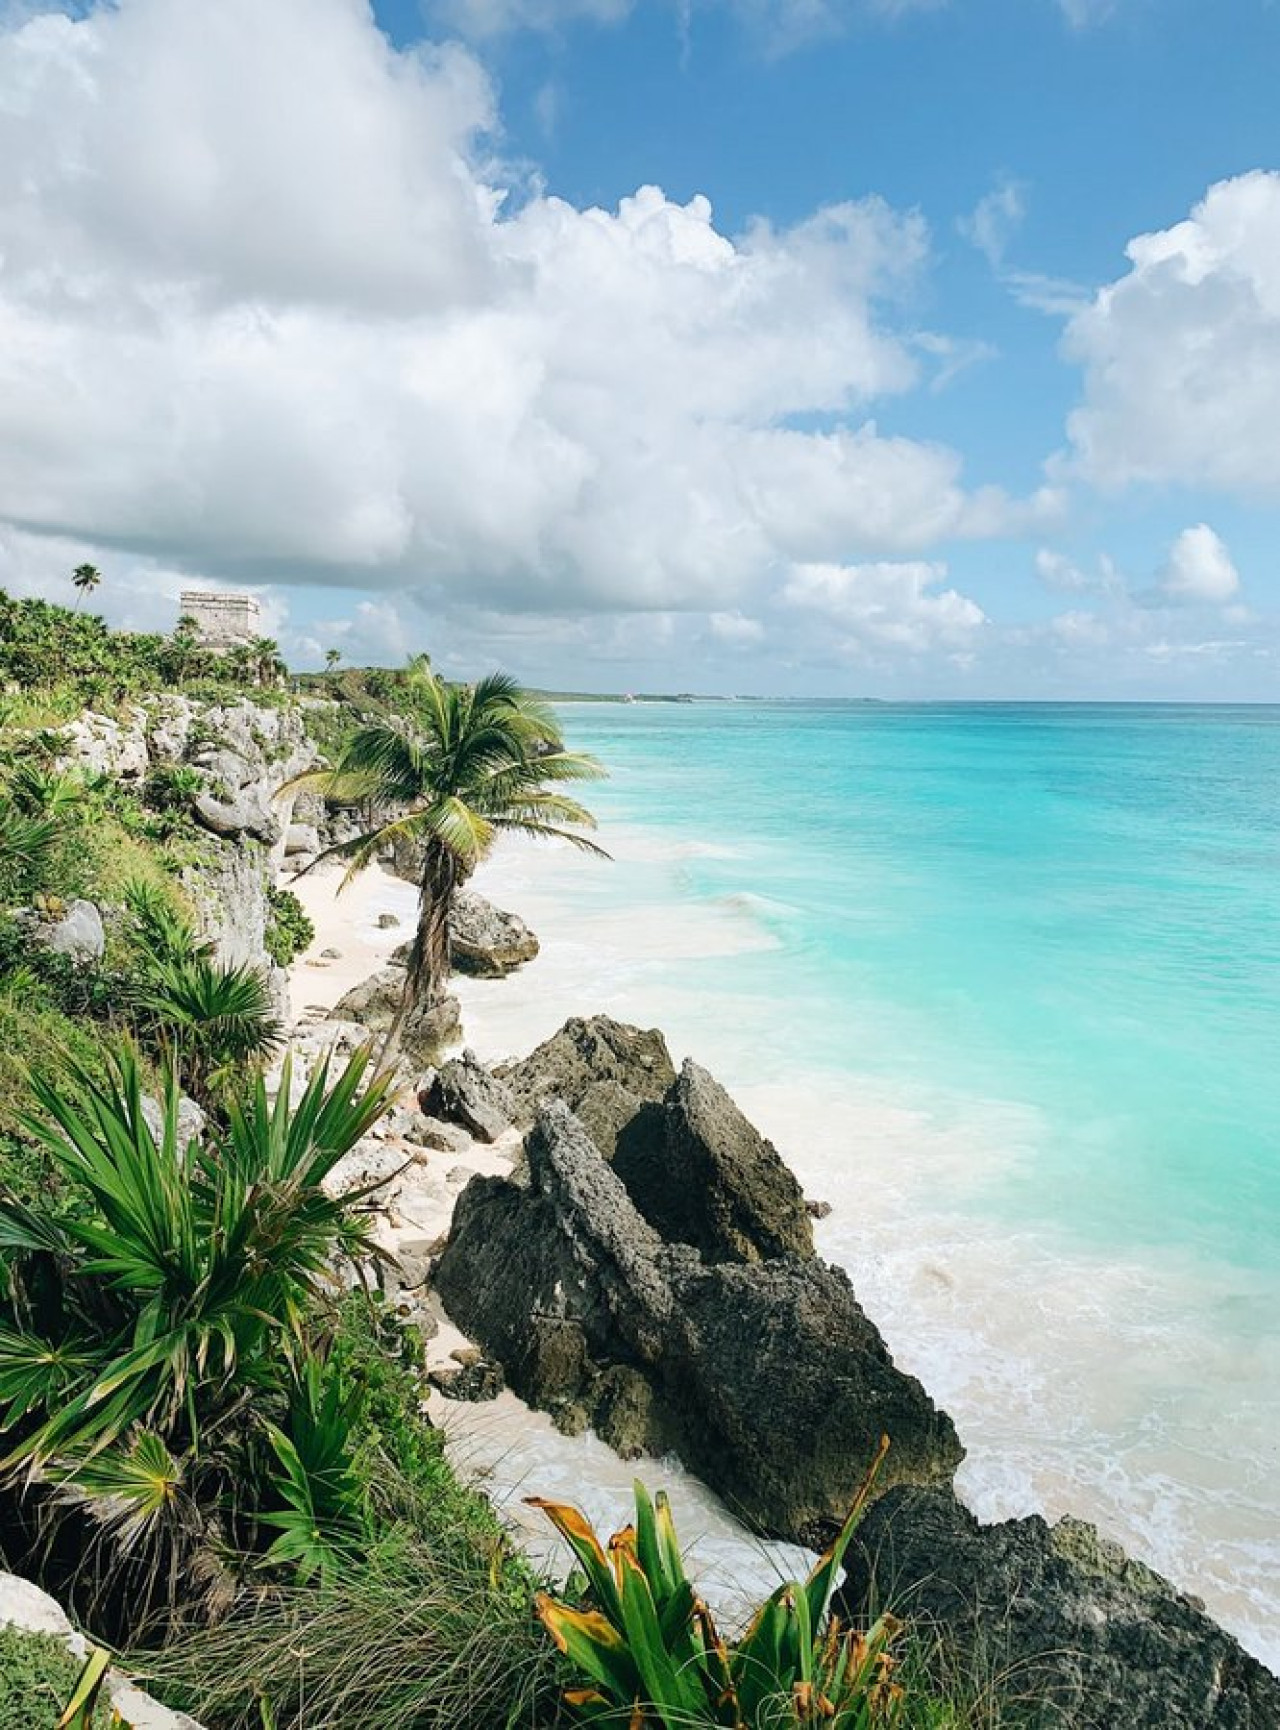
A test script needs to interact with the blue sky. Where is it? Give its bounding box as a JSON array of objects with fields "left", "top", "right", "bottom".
[{"left": 1, "top": 0, "right": 1278, "bottom": 696}]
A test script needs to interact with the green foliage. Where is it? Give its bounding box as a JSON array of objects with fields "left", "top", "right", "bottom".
[
  {"left": 533, "top": 1444, "right": 907, "bottom": 1728},
  {"left": 259, "top": 1357, "right": 365, "bottom": 1583},
  {"left": 0, "top": 1623, "right": 97, "bottom": 1730},
  {"left": 0, "top": 589, "right": 286, "bottom": 708},
  {"left": 0, "top": 1044, "right": 394, "bottom": 1629},
  {"left": 54, "top": 1644, "right": 111, "bottom": 1730},
  {"left": 264, "top": 885, "right": 315, "bottom": 968}
]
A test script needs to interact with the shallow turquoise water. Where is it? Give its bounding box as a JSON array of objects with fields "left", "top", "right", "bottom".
[
  {"left": 561, "top": 700, "right": 1280, "bottom": 1271},
  {"left": 502, "top": 699, "right": 1280, "bottom": 1659}
]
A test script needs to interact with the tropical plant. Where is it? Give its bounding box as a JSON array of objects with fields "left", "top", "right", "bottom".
[
  {"left": 285, "top": 671, "right": 607, "bottom": 1024},
  {"left": 70, "top": 565, "right": 102, "bottom": 612},
  {"left": 55, "top": 1644, "right": 110, "bottom": 1730},
  {"left": 532, "top": 1442, "right": 904, "bottom": 1728},
  {"left": 131, "top": 953, "right": 283, "bottom": 1106},
  {"left": 251, "top": 637, "right": 287, "bottom": 688},
  {"left": 324, "top": 648, "right": 342, "bottom": 672},
  {"left": 0, "top": 1044, "right": 395, "bottom": 1627}
]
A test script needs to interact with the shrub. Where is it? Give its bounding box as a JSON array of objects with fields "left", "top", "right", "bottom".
[
  {"left": 265, "top": 885, "right": 315, "bottom": 967},
  {"left": 0, "top": 1043, "right": 394, "bottom": 1635},
  {"left": 0, "top": 1623, "right": 95, "bottom": 1730},
  {"left": 531, "top": 1446, "right": 909, "bottom": 1728}
]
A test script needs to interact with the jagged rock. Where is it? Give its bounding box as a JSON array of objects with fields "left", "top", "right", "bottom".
[
  {"left": 144, "top": 696, "right": 195, "bottom": 764},
  {"left": 285, "top": 822, "right": 320, "bottom": 856},
  {"left": 320, "top": 946, "right": 342, "bottom": 959},
  {"left": 332, "top": 965, "right": 406, "bottom": 1032},
  {"left": 448, "top": 889, "right": 540, "bottom": 977},
  {"left": 16, "top": 897, "right": 105, "bottom": 964},
  {"left": 807, "top": 1198, "right": 833, "bottom": 1220},
  {"left": 323, "top": 1139, "right": 408, "bottom": 1198},
  {"left": 436, "top": 1103, "right": 961, "bottom": 1542},
  {"left": 412, "top": 1117, "right": 473, "bottom": 1155},
  {"left": 497, "top": 1015, "right": 677, "bottom": 1128},
  {"left": 421, "top": 1051, "right": 515, "bottom": 1144},
  {"left": 429, "top": 1360, "right": 505, "bottom": 1402},
  {"left": 194, "top": 785, "right": 279, "bottom": 844},
  {"left": 840, "top": 1488, "right": 1280, "bottom": 1729},
  {"left": 141, "top": 1092, "right": 207, "bottom": 1150},
  {"left": 451, "top": 1346, "right": 483, "bottom": 1367},
  {"left": 618, "top": 1060, "right": 814, "bottom": 1264},
  {"left": 400, "top": 996, "right": 462, "bottom": 1064},
  {"left": 376, "top": 912, "right": 401, "bottom": 929},
  {"left": 56, "top": 707, "right": 150, "bottom": 779},
  {"left": 183, "top": 838, "right": 271, "bottom": 968}
]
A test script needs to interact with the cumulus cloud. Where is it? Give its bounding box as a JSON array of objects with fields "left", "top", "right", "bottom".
[
  {"left": 0, "top": 0, "right": 1046, "bottom": 640},
  {"left": 781, "top": 560, "right": 986, "bottom": 657},
  {"left": 1158, "top": 525, "right": 1241, "bottom": 606},
  {"left": 1064, "top": 172, "right": 1280, "bottom": 498}
]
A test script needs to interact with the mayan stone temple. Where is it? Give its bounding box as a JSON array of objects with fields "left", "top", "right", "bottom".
[{"left": 179, "top": 590, "right": 261, "bottom": 649}]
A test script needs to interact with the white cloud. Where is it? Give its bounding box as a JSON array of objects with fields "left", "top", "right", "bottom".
[
  {"left": 960, "top": 176, "right": 1026, "bottom": 269},
  {"left": 781, "top": 560, "right": 986, "bottom": 657},
  {"left": 0, "top": 0, "right": 1044, "bottom": 635},
  {"left": 1158, "top": 525, "right": 1241, "bottom": 607},
  {"left": 1035, "top": 547, "right": 1124, "bottom": 597},
  {"left": 708, "top": 610, "right": 766, "bottom": 644},
  {"left": 1064, "top": 172, "right": 1280, "bottom": 498}
]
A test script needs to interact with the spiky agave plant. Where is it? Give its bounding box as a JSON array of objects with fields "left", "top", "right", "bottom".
[
  {"left": 0, "top": 1043, "right": 395, "bottom": 1630},
  {"left": 530, "top": 1440, "right": 903, "bottom": 1729}
]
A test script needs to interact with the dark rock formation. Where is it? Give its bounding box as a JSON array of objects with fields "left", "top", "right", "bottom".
[
  {"left": 420, "top": 1050, "right": 516, "bottom": 1143},
  {"left": 400, "top": 996, "right": 461, "bottom": 1065},
  {"left": 618, "top": 1059, "right": 813, "bottom": 1264},
  {"left": 429, "top": 1360, "right": 505, "bottom": 1402},
  {"left": 449, "top": 889, "right": 540, "bottom": 977},
  {"left": 497, "top": 1015, "right": 676, "bottom": 1129},
  {"left": 435, "top": 1103, "right": 961, "bottom": 1541},
  {"left": 840, "top": 1487, "right": 1280, "bottom": 1729}
]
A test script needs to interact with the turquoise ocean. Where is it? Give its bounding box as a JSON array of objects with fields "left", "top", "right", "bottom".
[{"left": 463, "top": 700, "right": 1280, "bottom": 1665}]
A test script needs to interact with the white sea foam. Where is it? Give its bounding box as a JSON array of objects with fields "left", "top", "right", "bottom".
[{"left": 455, "top": 833, "right": 1280, "bottom": 1670}]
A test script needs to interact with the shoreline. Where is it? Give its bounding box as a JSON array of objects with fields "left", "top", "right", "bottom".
[{"left": 288, "top": 845, "right": 1280, "bottom": 1669}]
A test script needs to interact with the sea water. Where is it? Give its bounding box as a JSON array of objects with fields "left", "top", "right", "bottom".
[{"left": 455, "top": 700, "right": 1280, "bottom": 1666}]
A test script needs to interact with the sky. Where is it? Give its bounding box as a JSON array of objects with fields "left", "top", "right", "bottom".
[{"left": 1, "top": 0, "right": 1278, "bottom": 698}]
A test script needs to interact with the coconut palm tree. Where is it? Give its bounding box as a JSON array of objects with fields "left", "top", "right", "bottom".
[
  {"left": 71, "top": 564, "right": 102, "bottom": 611},
  {"left": 250, "top": 637, "right": 287, "bottom": 688},
  {"left": 287, "top": 672, "right": 606, "bottom": 1019},
  {"left": 324, "top": 648, "right": 342, "bottom": 673}
]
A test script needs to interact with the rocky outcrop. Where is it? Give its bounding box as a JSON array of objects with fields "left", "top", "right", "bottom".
[
  {"left": 499, "top": 1015, "right": 677, "bottom": 1122},
  {"left": 14, "top": 897, "right": 105, "bottom": 965},
  {"left": 496, "top": 1020, "right": 810, "bottom": 1263},
  {"left": 840, "top": 1488, "right": 1280, "bottom": 1729},
  {"left": 420, "top": 1050, "right": 517, "bottom": 1144},
  {"left": 448, "top": 889, "right": 540, "bottom": 977},
  {"left": 435, "top": 1102, "right": 962, "bottom": 1543},
  {"left": 617, "top": 1059, "right": 813, "bottom": 1264}
]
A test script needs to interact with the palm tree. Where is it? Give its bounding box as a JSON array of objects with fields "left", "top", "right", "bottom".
[
  {"left": 250, "top": 636, "right": 287, "bottom": 688},
  {"left": 324, "top": 648, "right": 342, "bottom": 673},
  {"left": 71, "top": 564, "right": 101, "bottom": 611},
  {"left": 287, "top": 673, "right": 607, "bottom": 1021}
]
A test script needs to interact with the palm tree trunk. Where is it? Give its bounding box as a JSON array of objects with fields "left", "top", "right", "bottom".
[{"left": 382, "top": 840, "right": 457, "bottom": 1057}]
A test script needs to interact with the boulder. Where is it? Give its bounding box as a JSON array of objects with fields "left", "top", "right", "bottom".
[
  {"left": 194, "top": 786, "right": 278, "bottom": 844},
  {"left": 448, "top": 889, "right": 540, "bottom": 977},
  {"left": 376, "top": 912, "right": 401, "bottom": 929},
  {"left": 285, "top": 822, "right": 320, "bottom": 857},
  {"left": 497, "top": 1014, "right": 676, "bottom": 1128},
  {"left": 56, "top": 707, "right": 149, "bottom": 779},
  {"left": 332, "top": 965, "right": 407, "bottom": 1032},
  {"left": 840, "top": 1488, "right": 1280, "bottom": 1729},
  {"left": 420, "top": 1051, "right": 516, "bottom": 1144},
  {"left": 429, "top": 1360, "right": 505, "bottom": 1402},
  {"left": 400, "top": 995, "right": 462, "bottom": 1065},
  {"left": 616, "top": 1060, "right": 813, "bottom": 1264},
  {"left": 17, "top": 897, "right": 105, "bottom": 965},
  {"left": 436, "top": 1103, "right": 962, "bottom": 1543}
]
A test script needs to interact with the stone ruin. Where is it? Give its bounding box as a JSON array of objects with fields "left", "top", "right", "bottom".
[{"left": 179, "top": 590, "right": 261, "bottom": 649}]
